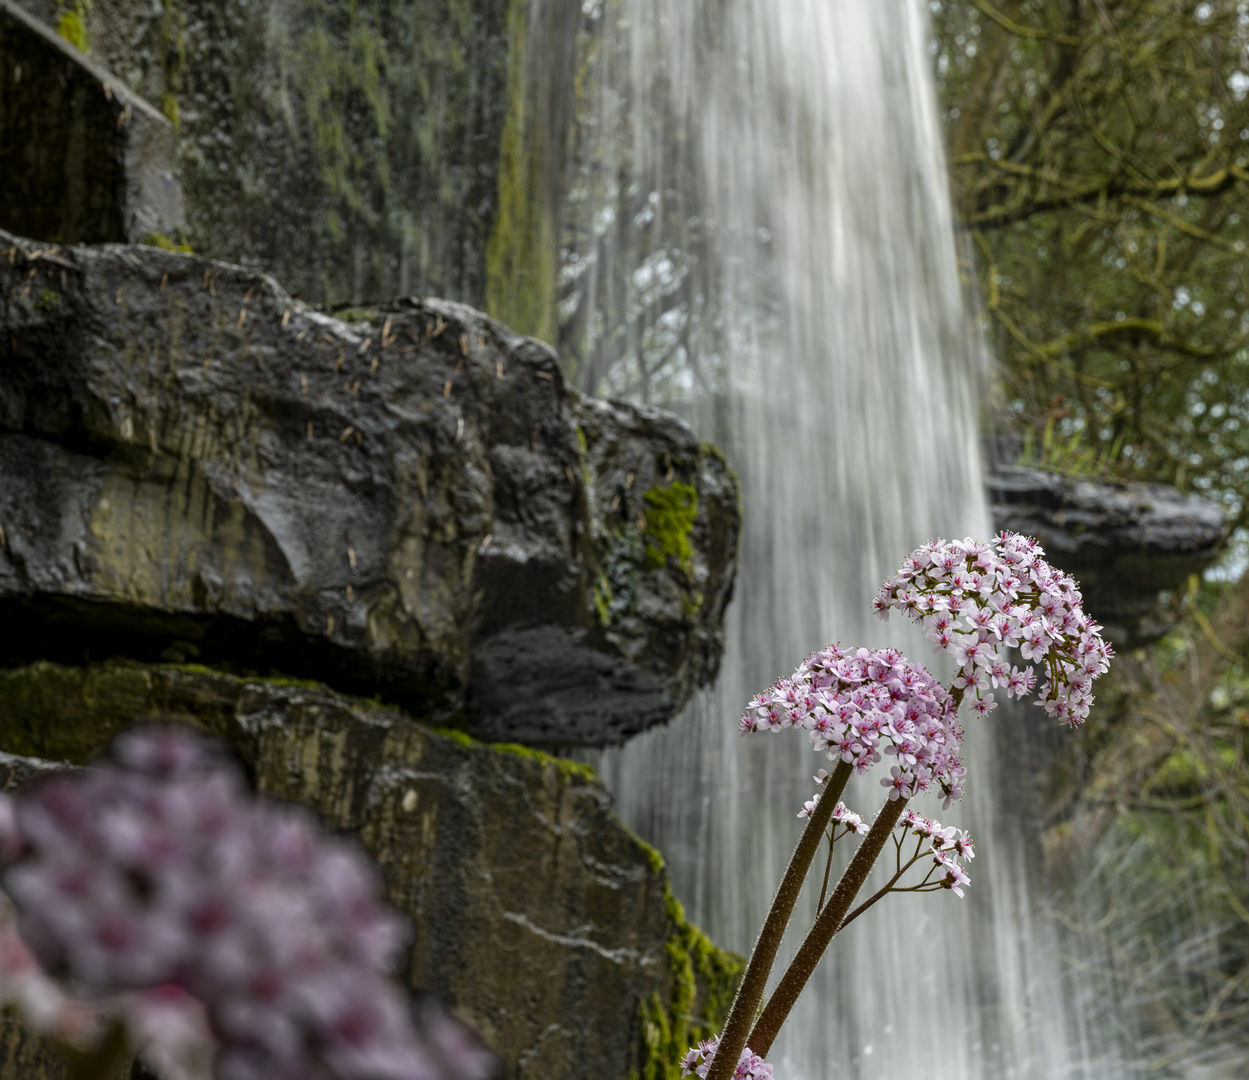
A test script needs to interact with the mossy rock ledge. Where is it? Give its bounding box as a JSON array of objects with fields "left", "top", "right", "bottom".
[
  {"left": 0, "top": 661, "right": 742, "bottom": 1080},
  {"left": 0, "top": 230, "right": 740, "bottom": 745}
]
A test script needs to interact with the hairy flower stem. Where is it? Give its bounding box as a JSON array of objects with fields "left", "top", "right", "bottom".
[
  {"left": 705, "top": 759, "right": 854, "bottom": 1080},
  {"left": 746, "top": 794, "right": 910, "bottom": 1058}
]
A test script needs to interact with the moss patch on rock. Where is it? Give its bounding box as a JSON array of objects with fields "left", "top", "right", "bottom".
[
  {"left": 642, "top": 483, "right": 699, "bottom": 573},
  {"left": 636, "top": 886, "right": 742, "bottom": 1080},
  {"left": 55, "top": 8, "right": 88, "bottom": 53}
]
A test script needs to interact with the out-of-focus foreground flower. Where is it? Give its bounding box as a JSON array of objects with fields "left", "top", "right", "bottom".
[{"left": 0, "top": 725, "right": 495, "bottom": 1080}]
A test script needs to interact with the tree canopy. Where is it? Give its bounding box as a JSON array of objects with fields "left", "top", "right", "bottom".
[{"left": 935, "top": 0, "right": 1249, "bottom": 539}]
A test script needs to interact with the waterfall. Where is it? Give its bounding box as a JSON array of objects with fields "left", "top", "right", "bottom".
[{"left": 558, "top": 1, "right": 1127, "bottom": 1077}]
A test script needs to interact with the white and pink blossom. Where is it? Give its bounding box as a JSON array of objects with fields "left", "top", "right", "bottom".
[
  {"left": 680, "top": 1035, "right": 773, "bottom": 1080},
  {"left": 740, "top": 646, "right": 965, "bottom": 809},
  {"left": 874, "top": 532, "right": 1113, "bottom": 725}
]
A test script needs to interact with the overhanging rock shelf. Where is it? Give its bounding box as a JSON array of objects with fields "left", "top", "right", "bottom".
[{"left": 0, "top": 231, "right": 740, "bottom": 747}]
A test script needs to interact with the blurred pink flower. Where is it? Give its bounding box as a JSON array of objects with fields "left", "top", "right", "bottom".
[{"left": 0, "top": 725, "right": 495, "bottom": 1080}]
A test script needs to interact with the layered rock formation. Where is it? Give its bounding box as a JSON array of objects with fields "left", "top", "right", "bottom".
[
  {"left": 0, "top": 662, "right": 741, "bottom": 1080},
  {"left": 0, "top": 230, "right": 739, "bottom": 745},
  {"left": 987, "top": 464, "right": 1226, "bottom": 649}
]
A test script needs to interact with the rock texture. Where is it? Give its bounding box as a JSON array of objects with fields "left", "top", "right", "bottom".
[
  {"left": 987, "top": 464, "right": 1226, "bottom": 648},
  {"left": 0, "top": 230, "right": 739, "bottom": 745},
  {"left": 6, "top": 0, "right": 560, "bottom": 318},
  {"left": 0, "top": 661, "right": 741, "bottom": 1080},
  {"left": 0, "top": 0, "right": 185, "bottom": 245}
]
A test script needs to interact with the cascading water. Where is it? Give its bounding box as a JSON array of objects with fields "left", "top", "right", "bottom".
[{"left": 558, "top": 1, "right": 1129, "bottom": 1077}]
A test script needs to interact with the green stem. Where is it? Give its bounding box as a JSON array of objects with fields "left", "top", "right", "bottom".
[
  {"left": 704, "top": 759, "right": 854, "bottom": 1080},
  {"left": 745, "top": 794, "right": 910, "bottom": 1058}
]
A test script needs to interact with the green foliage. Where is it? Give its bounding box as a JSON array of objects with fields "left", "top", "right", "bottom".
[
  {"left": 642, "top": 483, "right": 698, "bottom": 572},
  {"left": 1046, "top": 573, "right": 1249, "bottom": 1060},
  {"left": 935, "top": 1, "right": 1249, "bottom": 537}
]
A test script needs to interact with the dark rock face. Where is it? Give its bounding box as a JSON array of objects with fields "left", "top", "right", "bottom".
[
  {"left": 987, "top": 464, "right": 1226, "bottom": 648},
  {"left": 0, "top": 661, "right": 742, "bottom": 1080},
  {"left": 8, "top": 0, "right": 527, "bottom": 311},
  {"left": 0, "top": 230, "right": 740, "bottom": 745},
  {"left": 0, "top": 0, "right": 184, "bottom": 245}
]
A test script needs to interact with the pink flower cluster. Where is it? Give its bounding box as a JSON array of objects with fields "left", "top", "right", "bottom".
[
  {"left": 873, "top": 532, "right": 1112, "bottom": 725},
  {"left": 681, "top": 1035, "right": 773, "bottom": 1080},
  {"left": 740, "top": 646, "right": 966, "bottom": 806},
  {"left": 897, "top": 809, "right": 975, "bottom": 898},
  {"left": 0, "top": 726, "right": 493, "bottom": 1080}
]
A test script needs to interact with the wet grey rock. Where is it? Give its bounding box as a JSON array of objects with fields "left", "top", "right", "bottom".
[
  {"left": 0, "top": 661, "right": 741, "bottom": 1080},
  {"left": 987, "top": 464, "right": 1226, "bottom": 648},
  {"left": 7, "top": 0, "right": 526, "bottom": 310},
  {"left": 0, "top": 0, "right": 185, "bottom": 245},
  {"left": 0, "top": 230, "right": 740, "bottom": 745}
]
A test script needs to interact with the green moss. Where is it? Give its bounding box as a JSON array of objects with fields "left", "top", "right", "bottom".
[
  {"left": 0, "top": 661, "right": 217, "bottom": 764},
  {"left": 698, "top": 441, "right": 727, "bottom": 468},
  {"left": 430, "top": 726, "right": 599, "bottom": 783},
  {"left": 140, "top": 232, "right": 194, "bottom": 254},
  {"left": 330, "top": 308, "right": 380, "bottom": 324},
  {"left": 159, "top": 0, "right": 187, "bottom": 105},
  {"left": 288, "top": 12, "right": 391, "bottom": 250},
  {"left": 642, "top": 483, "right": 698, "bottom": 573},
  {"left": 484, "top": 0, "right": 558, "bottom": 343},
  {"left": 576, "top": 426, "right": 594, "bottom": 488},
  {"left": 430, "top": 725, "right": 476, "bottom": 748},
  {"left": 161, "top": 92, "right": 181, "bottom": 129},
  {"left": 0, "top": 662, "right": 604, "bottom": 788},
  {"left": 491, "top": 741, "right": 598, "bottom": 783},
  {"left": 625, "top": 827, "right": 666, "bottom": 876},
  {"left": 56, "top": 9, "right": 88, "bottom": 53},
  {"left": 636, "top": 882, "right": 743, "bottom": 1080},
  {"left": 594, "top": 571, "right": 614, "bottom": 627},
  {"left": 36, "top": 288, "right": 61, "bottom": 311}
]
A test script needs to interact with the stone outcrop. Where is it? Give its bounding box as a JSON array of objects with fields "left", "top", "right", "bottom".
[
  {"left": 6, "top": 0, "right": 536, "bottom": 313},
  {"left": 0, "top": 230, "right": 740, "bottom": 745},
  {"left": 0, "top": 661, "right": 741, "bottom": 1080},
  {"left": 987, "top": 463, "right": 1226, "bottom": 648},
  {"left": 0, "top": 0, "right": 185, "bottom": 245}
]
